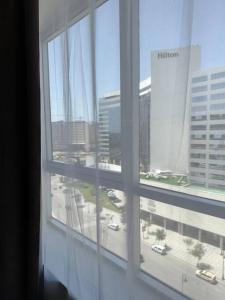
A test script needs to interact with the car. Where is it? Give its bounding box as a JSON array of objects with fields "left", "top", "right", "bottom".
[
  {"left": 107, "top": 223, "right": 120, "bottom": 231},
  {"left": 151, "top": 244, "right": 167, "bottom": 255},
  {"left": 107, "top": 191, "right": 116, "bottom": 199},
  {"left": 195, "top": 270, "right": 217, "bottom": 284}
]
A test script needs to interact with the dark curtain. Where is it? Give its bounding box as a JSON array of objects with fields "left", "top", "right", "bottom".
[{"left": 0, "top": 1, "right": 41, "bottom": 300}]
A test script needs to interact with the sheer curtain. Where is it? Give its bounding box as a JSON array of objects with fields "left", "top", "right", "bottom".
[{"left": 41, "top": 1, "right": 225, "bottom": 300}]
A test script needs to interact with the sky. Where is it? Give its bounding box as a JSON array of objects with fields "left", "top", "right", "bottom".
[{"left": 48, "top": 0, "right": 225, "bottom": 122}]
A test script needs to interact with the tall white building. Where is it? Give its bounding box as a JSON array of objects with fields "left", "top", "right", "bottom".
[
  {"left": 150, "top": 46, "right": 201, "bottom": 174},
  {"left": 190, "top": 67, "right": 225, "bottom": 190}
]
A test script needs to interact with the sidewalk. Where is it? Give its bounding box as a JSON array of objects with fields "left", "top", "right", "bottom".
[{"left": 140, "top": 222, "right": 225, "bottom": 283}]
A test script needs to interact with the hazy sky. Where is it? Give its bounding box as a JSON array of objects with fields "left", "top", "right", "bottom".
[{"left": 48, "top": 0, "right": 225, "bottom": 121}]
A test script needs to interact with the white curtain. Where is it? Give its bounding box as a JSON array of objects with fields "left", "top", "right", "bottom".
[{"left": 40, "top": 1, "right": 225, "bottom": 300}]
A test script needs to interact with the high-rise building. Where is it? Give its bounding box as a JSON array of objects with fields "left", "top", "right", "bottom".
[
  {"left": 190, "top": 67, "right": 225, "bottom": 190},
  {"left": 51, "top": 120, "right": 90, "bottom": 152},
  {"left": 98, "top": 78, "right": 151, "bottom": 169},
  {"left": 150, "top": 46, "right": 201, "bottom": 174}
]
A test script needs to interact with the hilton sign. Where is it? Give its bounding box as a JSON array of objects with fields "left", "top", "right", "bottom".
[{"left": 157, "top": 52, "right": 179, "bottom": 59}]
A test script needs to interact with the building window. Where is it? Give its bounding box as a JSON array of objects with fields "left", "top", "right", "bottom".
[
  {"left": 192, "top": 85, "right": 208, "bottom": 93},
  {"left": 210, "top": 93, "right": 225, "bottom": 100},
  {"left": 211, "top": 71, "right": 225, "bottom": 80},
  {"left": 211, "top": 82, "right": 225, "bottom": 90},
  {"left": 192, "top": 75, "right": 208, "bottom": 83}
]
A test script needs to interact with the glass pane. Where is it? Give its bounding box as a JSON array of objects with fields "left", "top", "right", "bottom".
[
  {"left": 99, "top": 186, "right": 126, "bottom": 259},
  {"left": 51, "top": 174, "right": 97, "bottom": 241},
  {"left": 96, "top": 0, "right": 121, "bottom": 172},
  {"left": 48, "top": 16, "right": 96, "bottom": 166},
  {"left": 51, "top": 174, "right": 126, "bottom": 258},
  {"left": 140, "top": 197, "right": 225, "bottom": 300},
  {"left": 139, "top": 0, "right": 225, "bottom": 201}
]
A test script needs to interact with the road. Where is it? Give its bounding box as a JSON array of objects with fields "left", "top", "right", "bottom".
[
  {"left": 51, "top": 176, "right": 225, "bottom": 300},
  {"left": 99, "top": 225, "right": 225, "bottom": 300}
]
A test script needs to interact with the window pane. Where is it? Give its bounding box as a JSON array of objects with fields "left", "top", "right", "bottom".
[
  {"left": 51, "top": 175, "right": 97, "bottom": 241},
  {"left": 140, "top": 197, "right": 225, "bottom": 300},
  {"left": 139, "top": 0, "right": 225, "bottom": 200},
  {"left": 48, "top": 16, "right": 96, "bottom": 166},
  {"left": 51, "top": 174, "right": 126, "bottom": 257},
  {"left": 96, "top": 0, "right": 121, "bottom": 172}
]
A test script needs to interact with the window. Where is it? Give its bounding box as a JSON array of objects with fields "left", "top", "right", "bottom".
[
  {"left": 210, "top": 103, "right": 225, "bottom": 110},
  {"left": 209, "top": 144, "right": 225, "bottom": 150},
  {"left": 192, "top": 85, "right": 208, "bottom": 93},
  {"left": 192, "top": 95, "right": 207, "bottom": 102},
  {"left": 191, "top": 125, "right": 207, "bottom": 130},
  {"left": 210, "top": 134, "right": 225, "bottom": 140},
  {"left": 191, "top": 134, "right": 206, "bottom": 140},
  {"left": 190, "top": 153, "right": 206, "bottom": 159},
  {"left": 42, "top": 1, "right": 225, "bottom": 300},
  {"left": 192, "top": 75, "right": 208, "bottom": 83},
  {"left": 211, "top": 71, "right": 225, "bottom": 80},
  {"left": 191, "top": 144, "right": 206, "bottom": 150},
  {"left": 192, "top": 115, "right": 207, "bottom": 121},
  {"left": 209, "top": 154, "right": 225, "bottom": 161},
  {"left": 210, "top": 93, "right": 225, "bottom": 100},
  {"left": 210, "top": 113, "right": 225, "bottom": 120},
  {"left": 192, "top": 105, "right": 207, "bottom": 112},
  {"left": 211, "top": 82, "right": 225, "bottom": 90},
  {"left": 140, "top": 197, "right": 225, "bottom": 299},
  {"left": 210, "top": 124, "right": 225, "bottom": 130}
]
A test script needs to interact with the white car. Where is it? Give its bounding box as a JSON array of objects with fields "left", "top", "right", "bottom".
[
  {"left": 107, "top": 223, "right": 120, "bottom": 231},
  {"left": 107, "top": 191, "right": 116, "bottom": 199},
  {"left": 151, "top": 244, "right": 167, "bottom": 255},
  {"left": 195, "top": 270, "right": 217, "bottom": 284}
]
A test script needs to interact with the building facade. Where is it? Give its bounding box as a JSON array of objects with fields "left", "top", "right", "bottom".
[
  {"left": 98, "top": 78, "right": 151, "bottom": 169},
  {"left": 150, "top": 46, "right": 201, "bottom": 174},
  {"left": 190, "top": 67, "right": 225, "bottom": 190},
  {"left": 51, "top": 120, "right": 90, "bottom": 152}
]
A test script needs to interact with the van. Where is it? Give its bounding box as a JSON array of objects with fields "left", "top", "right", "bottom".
[
  {"left": 195, "top": 270, "right": 217, "bottom": 284},
  {"left": 151, "top": 244, "right": 167, "bottom": 255}
]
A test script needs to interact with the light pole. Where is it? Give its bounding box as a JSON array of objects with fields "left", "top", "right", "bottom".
[
  {"left": 222, "top": 250, "right": 224, "bottom": 280},
  {"left": 181, "top": 273, "right": 187, "bottom": 294}
]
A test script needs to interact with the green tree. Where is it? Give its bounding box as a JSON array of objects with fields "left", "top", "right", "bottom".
[
  {"left": 190, "top": 243, "right": 206, "bottom": 266},
  {"left": 155, "top": 229, "right": 166, "bottom": 244}
]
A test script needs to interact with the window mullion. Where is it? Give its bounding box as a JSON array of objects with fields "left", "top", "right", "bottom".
[{"left": 120, "top": 0, "right": 140, "bottom": 283}]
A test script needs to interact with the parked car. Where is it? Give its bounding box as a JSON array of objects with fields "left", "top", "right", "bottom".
[
  {"left": 195, "top": 270, "right": 217, "bottom": 284},
  {"left": 107, "top": 223, "right": 120, "bottom": 231},
  {"left": 107, "top": 191, "right": 116, "bottom": 199},
  {"left": 151, "top": 244, "right": 167, "bottom": 255}
]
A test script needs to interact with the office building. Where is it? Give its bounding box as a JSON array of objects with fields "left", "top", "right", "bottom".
[
  {"left": 98, "top": 78, "right": 151, "bottom": 169},
  {"left": 190, "top": 67, "right": 225, "bottom": 190}
]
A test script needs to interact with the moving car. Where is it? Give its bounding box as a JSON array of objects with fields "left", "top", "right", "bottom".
[
  {"left": 195, "top": 270, "right": 217, "bottom": 284},
  {"left": 151, "top": 244, "right": 167, "bottom": 255},
  {"left": 107, "top": 223, "right": 120, "bottom": 231}
]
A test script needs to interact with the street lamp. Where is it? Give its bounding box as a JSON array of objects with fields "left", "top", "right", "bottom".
[
  {"left": 222, "top": 250, "right": 224, "bottom": 280},
  {"left": 181, "top": 273, "right": 188, "bottom": 293}
]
